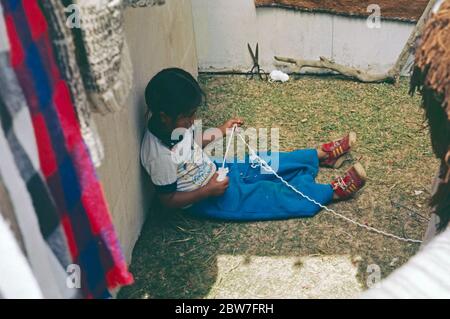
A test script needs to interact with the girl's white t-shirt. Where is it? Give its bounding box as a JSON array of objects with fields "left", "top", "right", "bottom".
[{"left": 140, "top": 125, "right": 216, "bottom": 193}]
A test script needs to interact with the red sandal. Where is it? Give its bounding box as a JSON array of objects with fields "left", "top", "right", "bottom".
[
  {"left": 321, "top": 132, "right": 356, "bottom": 168},
  {"left": 331, "top": 162, "right": 367, "bottom": 200}
]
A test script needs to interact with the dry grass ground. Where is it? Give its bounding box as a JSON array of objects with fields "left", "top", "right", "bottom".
[{"left": 119, "top": 75, "right": 439, "bottom": 299}]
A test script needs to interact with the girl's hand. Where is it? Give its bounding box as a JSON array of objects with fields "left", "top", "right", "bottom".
[
  {"left": 204, "top": 173, "right": 229, "bottom": 196},
  {"left": 219, "top": 118, "right": 244, "bottom": 135}
]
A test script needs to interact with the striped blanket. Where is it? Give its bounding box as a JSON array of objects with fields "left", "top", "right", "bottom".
[{"left": 1, "top": 0, "right": 133, "bottom": 298}]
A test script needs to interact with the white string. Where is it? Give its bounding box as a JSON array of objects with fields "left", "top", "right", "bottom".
[
  {"left": 229, "top": 130, "right": 422, "bottom": 244},
  {"left": 221, "top": 125, "right": 237, "bottom": 170}
]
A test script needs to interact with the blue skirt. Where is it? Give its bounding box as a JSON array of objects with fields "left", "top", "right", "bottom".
[{"left": 188, "top": 149, "right": 334, "bottom": 221}]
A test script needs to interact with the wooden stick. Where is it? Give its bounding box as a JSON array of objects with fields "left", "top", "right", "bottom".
[{"left": 275, "top": 56, "right": 394, "bottom": 82}]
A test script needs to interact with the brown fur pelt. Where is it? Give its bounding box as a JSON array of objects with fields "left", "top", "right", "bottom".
[
  {"left": 431, "top": 162, "right": 450, "bottom": 231},
  {"left": 410, "top": 0, "right": 450, "bottom": 231},
  {"left": 411, "top": 0, "right": 450, "bottom": 112}
]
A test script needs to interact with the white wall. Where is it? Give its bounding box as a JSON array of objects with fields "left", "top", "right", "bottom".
[
  {"left": 93, "top": 0, "right": 198, "bottom": 262},
  {"left": 191, "top": 0, "right": 415, "bottom": 74}
]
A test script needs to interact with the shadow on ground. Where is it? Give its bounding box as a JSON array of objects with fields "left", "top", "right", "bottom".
[{"left": 118, "top": 199, "right": 424, "bottom": 299}]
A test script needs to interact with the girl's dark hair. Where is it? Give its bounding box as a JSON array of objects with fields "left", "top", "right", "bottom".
[{"left": 145, "top": 68, "right": 205, "bottom": 119}]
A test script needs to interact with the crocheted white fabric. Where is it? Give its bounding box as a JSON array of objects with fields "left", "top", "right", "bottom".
[
  {"left": 42, "top": 0, "right": 104, "bottom": 167},
  {"left": 69, "top": 0, "right": 165, "bottom": 114},
  {"left": 72, "top": 0, "right": 132, "bottom": 114}
]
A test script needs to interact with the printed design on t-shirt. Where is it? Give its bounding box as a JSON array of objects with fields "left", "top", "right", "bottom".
[
  {"left": 191, "top": 162, "right": 214, "bottom": 186},
  {"left": 176, "top": 160, "right": 215, "bottom": 192},
  {"left": 141, "top": 124, "right": 217, "bottom": 192},
  {"left": 172, "top": 126, "right": 217, "bottom": 192}
]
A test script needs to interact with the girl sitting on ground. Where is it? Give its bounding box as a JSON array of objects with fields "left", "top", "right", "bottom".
[{"left": 140, "top": 68, "right": 367, "bottom": 221}]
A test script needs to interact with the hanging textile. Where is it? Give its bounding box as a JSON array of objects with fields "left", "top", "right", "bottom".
[
  {"left": 39, "top": 0, "right": 104, "bottom": 167},
  {"left": 0, "top": 2, "right": 75, "bottom": 299},
  {"left": 0, "top": 213, "right": 43, "bottom": 299},
  {"left": 66, "top": 0, "right": 133, "bottom": 114},
  {"left": 1, "top": 0, "right": 133, "bottom": 298},
  {"left": 410, "top": 0, "right": 450, "bottom": 232},
  {"left": 361, "top": 227, "right": 450, "bottom": 298},
  {"left": 0, "top": 100, "right": 76, "bottom": 299},
  {"left": 0, "top": 11, "right": 72, "bottom": 271},
  {"left": 0, "top": 175, "right": 25, "bottom": 254}
]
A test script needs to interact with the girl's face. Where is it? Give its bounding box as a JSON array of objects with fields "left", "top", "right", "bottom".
[
  {"left": 160, "top": 109, "right": 197, "bottom": 131},
  {"left": 175, "top": 109, "right": 197, "bottom": 129}
]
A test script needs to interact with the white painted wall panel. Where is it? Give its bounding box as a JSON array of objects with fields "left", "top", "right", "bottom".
[{"left": 191, "top": 0, "right": 415, "bottom": 74}]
